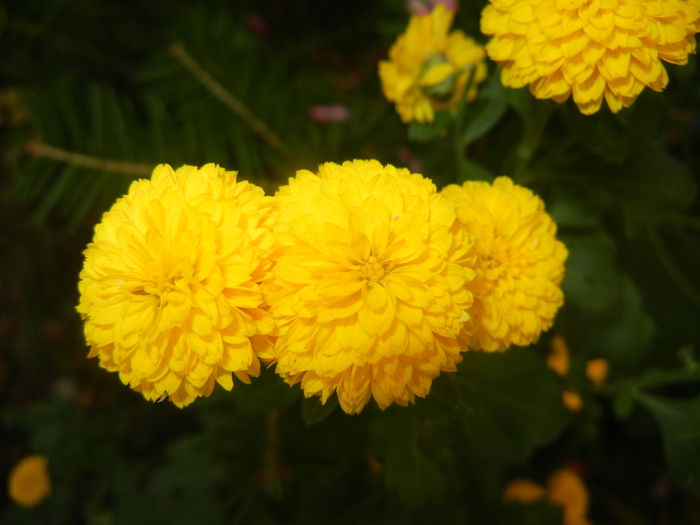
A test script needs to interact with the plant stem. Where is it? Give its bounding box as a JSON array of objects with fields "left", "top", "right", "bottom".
[
  {"left": 26, "top": 139, "right": 152, "bottom": 176},
  {"left": 667, "top": 213, "right": 700, "bottom": 232},
  {"left": 513, "top": 102, "right": 554, "bottom": 181},
  {"left": 599, "top": 369, "right": 700, "bottom": 395},
  {"left": 263, "top": 408, "right": 282, "bottom": 498},
  {"left": 170, "top": 42, "right": 289, "bottom": 157},
  {"left": 453, "top": 67, "right": 477, "bottom": 174}
]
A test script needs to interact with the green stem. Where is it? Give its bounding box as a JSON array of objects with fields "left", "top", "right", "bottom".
[
  {"left": 263, "top": 408, "right": 282, "bottom": 498},
  {"left": 667, "top": 213, "right": 700, "bottom": 232},
  {"left": 453, "top": 68, "right": 478, "bottom": 174},
  {"left": 170, "top": 43, "right": 290, "bottom": 158},
  {"left": 599, "top": 369, "right": 700, "bottom": 395},
  {"left": 513, "top": 102, "right": 554, "bottom": 182},
  {"left": 26, "top": 139, "right": 152, "bottom": 177},
  {"left": 648, "top": 227, "right": 700, "bottom": 307}
]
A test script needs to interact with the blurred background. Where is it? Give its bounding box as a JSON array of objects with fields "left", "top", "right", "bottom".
[{"left": 2, "top": 0, "right": 700, "bottom": 523}]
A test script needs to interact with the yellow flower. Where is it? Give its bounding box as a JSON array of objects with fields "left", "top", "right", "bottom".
[
  {"left": 263, "top": 160, "right": 475, "bottom": 414},
  {"left": 548, "top": 468, "right": 591, "bottom": 525},
  {"left": 548, "top": 334, "right": 570, "bottom": 376},
  {"left": 502, "top": 478, "right": 547, "bottom": 503},
  {"left": 441, "top": 176, "right": 567, "bottom": 352},
  {"left": 481, "top": 0, "right": 700, "bottom": 114},
  {"left": 77, "top": 164, "right": 275, "bottom": 407},
  {"left": 562, "top": 390, "right": 583, "bottom": 412},
  {"left": 502, "top": 467, "right": 590, "bottom": 525},
  {"left": 8, "top": 455, "right": 51, "bottom": 508},
  {"left": 379, "top": 4, "right": 488, "bottom": 123},
  {"left": 586, "top": 357, "right": 609, "bottom": 386}
]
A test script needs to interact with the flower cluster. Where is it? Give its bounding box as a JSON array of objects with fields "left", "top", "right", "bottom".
[
  {"left": 442, "top": 177, "right": 567, "bottom": 352},
  {"left": 262, "top": 160, "right": 474, "bottom": 414},
  {"left": 78, "top": 161, "right": 566, "bottom": 414},
  {"left": 379, "top": 4, "right": 487, "bottom": 123},
  {"left": 77, "top": 164, "right": 275, "bottom": 407},
  {"left": 481, "top": 0, "right": 700, "bottom": 114},
  {"left": 503, "top": 467, "right": 591, "bottom": 525}
]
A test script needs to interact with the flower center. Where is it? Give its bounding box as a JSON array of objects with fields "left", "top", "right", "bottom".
[
  {"left": 420, "top": 53, "right": 458, "bottom": 100},
  {"left": 360, "top": 256, "right": 386, "bottom": 282},
  {"left": 481, "top": 253, "right": 499, "bottom": 270}
]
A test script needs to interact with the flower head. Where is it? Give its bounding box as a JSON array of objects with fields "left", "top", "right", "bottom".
[
  {"left": 8, "top": 455, "right": 51, "bottom": 508},
  {"left": 548, "top": 468, "right": 591, "bottom": 525},
  {"left": 586, "top": 357, "right": 609, "bottom": 386},
  {"left": 548, "top": 334, "right": 570, "bottom": 376},
  {"left": 562, "top": 389, "right": 583, "bottom": 412},
  {"left": 481, "top": 0, "right": 700, "bottom": 114},
  {"left": 441, "top": 176, "right": 567, "bottom": 351},
  {"left": 379, "top": 4, "right": 488, "bottom": 123},
  {"left": 263, "top": 159, "right": 474, "bottom": 414},
  {"left": 77, "top": 164, "right": 275, "bottom": 407}
]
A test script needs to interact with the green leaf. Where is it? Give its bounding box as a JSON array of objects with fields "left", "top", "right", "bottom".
[
  {"left": 561, "top": 104, "right": 630, "bottom": 163},
  {"left": 547, "top": 185, "right": 609, "bottom": 229},
  {"left": 462, "top": 75, "right": 508, "bottom": 144},
  {"left": 301, "top": 395, "right": 338, "bottom": 426},
  {"left": 561, "top": 231, "right": 619, "bottom": 311},
  {"left": 596, "top": 277, "right": 655, "bottom": 364},
  {"left": 613, "top": 391, "right": 635, "bottom": 419},
  {"left": 616, "top": 139, "right": 696, "bottom": 221},
  {"left": 499, "top": 499, "right": 564, "bottom": 525},
  {"left": 458, "top": 156, "right": 496, "bottom": 182},
  {"left": 437, "top": 349, "right": 570, "bottom": 474},
  {"left": 407, "top": 110, "right": 452, "bottom": 142},
  {"left": 507, "top": 86, "right": 536, "bottom": 123},
  {"left": 369, "top": 412, "right": 448, "bottom": 505},
  {"left": 231, "top": 368, "right": 299, "bottom": 415},
  {"left": 638, "top": 393, "right": 700, "bottom": 494}
]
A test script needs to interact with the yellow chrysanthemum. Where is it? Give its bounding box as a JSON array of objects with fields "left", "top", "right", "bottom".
[
  {"left": 379, "top": 4, "right": 488, "bottom": 123},
  {"left": 442, "top": 176, "right": 567, "bottom": 351},
  {"left": 77, "top": 164, "right": 275, "bottom": 407},
  {"left": 263, "top": 159, "right": 475, "bottom": 414},
  {"left": 481, "top": 0, "right": 700, "bottom": 114},
  {"left": 8, "top": 455, "right": 51, "bottom": 508}
]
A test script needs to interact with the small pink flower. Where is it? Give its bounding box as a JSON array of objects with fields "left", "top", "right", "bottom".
[
  {"left": 396, "top": 147, "right": 423, "bottom": 173},
  {"left": 246, "top": 13, "right": 268, "bottom": 37},
  {"left": 406, "top": 0, "right": 458, "bottom": 15},
  {"left": 308, "top": 104, "right": 350, "bottom": 123}
]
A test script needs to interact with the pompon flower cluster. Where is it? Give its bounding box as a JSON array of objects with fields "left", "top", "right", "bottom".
[{"left": 78, "top": 160, "right": 567, "bottom": 414}]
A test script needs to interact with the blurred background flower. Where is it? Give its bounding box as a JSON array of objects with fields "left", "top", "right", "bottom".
[
  {"left": 8, "top": 455, "right": 51, "bottom": 508},
  {"left": 308, "top": 104, "right": 350, "bottom": 123},
  {"left": 379, "top": 4, "right": 487, "bottom": 123}
]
